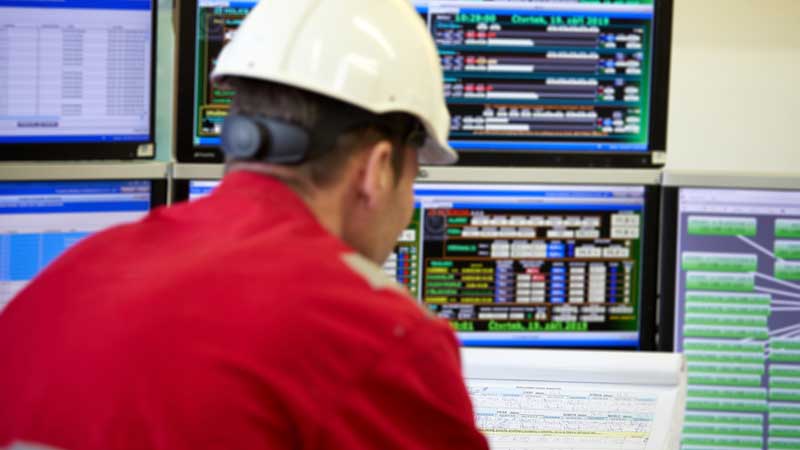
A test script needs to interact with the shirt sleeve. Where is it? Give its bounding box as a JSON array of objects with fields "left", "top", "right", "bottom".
[{"left": 314, "top": 320, "right": 490, "bottom": 450}]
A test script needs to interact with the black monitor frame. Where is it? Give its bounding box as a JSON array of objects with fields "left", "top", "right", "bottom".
[
  {"left": 637, "top": 184, "right": 661, "bottom": 350},
  {"left": 657, "top": 185, "right": 679, "bottom": 351},
  {"left": 454, "top": 0, "right": 674, "bottom": 168},
  {"left": 658, "top": 181, "right": 800, "bottom": 351},
  {"left": 175, "top": 0, "right": 220, "bottom": 164},
  {"left": 149, "top": 178, "right": 170, "bottom": 208},
  {"left": 415, "top": 182, "right": 662, "bottom": 351},
  {"left": 0, "top": 2, "right": 159, "bottom": 162},
  {"left": 171, "top": 178, "right": 197, "bottom": 204},
  {"left": 175, "top": 0, "right": 673, "bottom": 168}
]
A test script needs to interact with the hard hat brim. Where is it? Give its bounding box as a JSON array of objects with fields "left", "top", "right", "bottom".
[{"left": 418, "top": 137, "right": 458, "bottom": 166}]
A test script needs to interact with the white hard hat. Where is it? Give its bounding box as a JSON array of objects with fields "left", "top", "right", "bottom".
[{"left": 211, "top": 0, "right": 457, "bottom": 165}]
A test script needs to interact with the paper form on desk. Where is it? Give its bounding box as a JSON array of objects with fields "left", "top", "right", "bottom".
[{"left": 462, "top": 349, "right": 687, "bottom": 450}]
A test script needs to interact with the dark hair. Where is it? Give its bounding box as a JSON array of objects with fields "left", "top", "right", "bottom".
[{"left": 222, "top": 76, "right": 415, "bottom": 186}]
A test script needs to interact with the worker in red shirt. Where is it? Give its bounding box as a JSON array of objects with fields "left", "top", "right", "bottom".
[{"left": 0, "top": 0, "right": 490, "bottom": 449}]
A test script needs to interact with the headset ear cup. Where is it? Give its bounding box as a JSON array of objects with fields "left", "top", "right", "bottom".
[
  {"left": 261, "top": 119, "right": 310, "bottom": 164},
  {"left": 221, "top": 113, "right": 311, "bottom": 164},
  {"left": 221, "top": 114, "right": 268, "bottom": 159}
]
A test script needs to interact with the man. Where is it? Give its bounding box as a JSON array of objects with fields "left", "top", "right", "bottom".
[{"left": 0, "top": 0, "right": 490, "bottom": 449}]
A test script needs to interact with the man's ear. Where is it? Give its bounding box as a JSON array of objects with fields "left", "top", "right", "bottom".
[{"left": 357, "top": 140, "right": 394, "bottom": 208}]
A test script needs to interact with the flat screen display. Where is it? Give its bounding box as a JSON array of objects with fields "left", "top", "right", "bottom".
[
  {"left": 176, "top": 179, "right": 657, "bottom": 348},
  {"left": 176, "top": 0, "right": 672, "bottom": 167},
  {"left": 668, "top": 187, "right": 800, "bottom": 450},
  {"left": 0, "top": 180, "right": 160, "bottom": 311},
  {"left": 0, "top": 0, "right": 156, "bottom": 159}
]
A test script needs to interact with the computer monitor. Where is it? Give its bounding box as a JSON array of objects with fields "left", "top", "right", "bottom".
[
  {"left": 175, "top": 0, "right": 673, "bottom": 167},
  {"left": 660, "top": 177, "right": 800, "bottom": 450},
  {"left": 397, "top": 181, "right": 660, "bottom": 348},
  {"left": 0, "top": 0, "right": 157, "bottom": 160},
  {"left": 0, "top": 179, "right": 167, "bottom": 311},
  {"left": 171, "top": 176, "right": 659, "bottom": 349}
]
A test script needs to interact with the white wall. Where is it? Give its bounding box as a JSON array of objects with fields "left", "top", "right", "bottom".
[{"left": 666, "top": 0, "right": 800, "bottom": 174}]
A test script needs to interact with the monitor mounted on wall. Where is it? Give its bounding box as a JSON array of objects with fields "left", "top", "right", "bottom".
[
  {"left": 0, "top": 0, "right": 158, "bottom": 160},
  {"left": 175, "top": 0, "right": 673, "bottom": 167}
]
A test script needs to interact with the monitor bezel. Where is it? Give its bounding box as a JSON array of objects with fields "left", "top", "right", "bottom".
[
  {"left": 657, "top": 186, "right": 679, "bottom": 351},
  {"left": 150, "top": 178, "right": 169, "bottom": 208},
  {"left": 171, "top": 178, "right": 193, "bottom": 204},
  {"left": 175, "top": 0, "right": 222, "bottom": 163},
  {"left": 0, "top": 1, "right": 159, "bottom": 161},
  {"left": 175, "top": 0, "right": 673, "bottom": 167}
]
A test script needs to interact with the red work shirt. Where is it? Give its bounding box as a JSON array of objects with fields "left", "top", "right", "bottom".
[{"left": 0, "top": 171, "right": 489, "bottom": 450}]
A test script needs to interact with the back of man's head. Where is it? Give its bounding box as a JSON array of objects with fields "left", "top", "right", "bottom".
[
  {"left": 211, "top": 0, "right": 457, "bottom": 170},
  {"left": 223, "top": 76, "right": 416, "bottom": 188}
]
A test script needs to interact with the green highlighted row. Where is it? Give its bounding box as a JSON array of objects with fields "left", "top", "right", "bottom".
[
  {"left": 686, "top": 292, "right": 771, "bottom": 305},
  {"left": 681, "top": 437, "right": 762, "bottom": 449},
  {"left": 687, "top": 305, "right": 770, "bottom": 316},
  {"left": 682, "top": 252, "right": 758, "bottom": 272},
  {"left": 770, "top": 390, "right": 800, "bottom": 402},
  {"left": 689, "top": 363, "right": 764, "bottom": 376},
  {"left": 687, "top": 400, "right": 768, "bottom": 413},
  {"left": 770, "top": 379, "right": 800, "bottom": 389},
  {"left": 684, "top": 326, "right": 769, "bottom": 340},
  {"left": 685, "top": 340, "right": 764, "bottom": 353},
  {"left": 689, "top": 388, "right": 767, "bottom": 400},
  {"left": 775, "top": 240, "right": 800, "bottom": 260},
  {"left": 685, "top": 317, "right": 767, "bottom": 328},
  {"left": 684, "top": 425, "right": 761, "bottom": 436},
  {"left": 771, "top": 368, "right": 800, "bottom": 378},
  {"left": 767, "top": 440, "right": 800, "bottom": 450},
  {"left": 770, "top": 417, "right": 800, "bottom": 427},
  {"left": 776, "top": 219, "right": 800, "bottom": 238},
  {"left": 685, "top": 413, "right": 763, "bottom": 425},
  {"left": 686, "top": 303, "right": 770, "bottom": 317},
  {"left": 771, "top": 404, "right": 800, "bottom": 414},
  {"left": 772, "top": 341, "right": 800, "bottom": 351},
  {"left": 689, "top": 375, "right": 762, "bottom": 387},
  {"left": 425, "top": 282, "right": 462, "bottom": 288},
  {"left": 775, "top": 261, "right": 800, "bottom": 281},
  {"left": 770, "top": 428, "right": 800, "bottom": 439},
  {"left": 686, "top": 353, "right": 765, "bottom": 364},
  {"left": 686, "top": 272, "right": 755, "bottom": 292},
  {"left": 426, "top": 274, "right": 455, "bottom": 280},
  {"left": 688, "top": 216, "right": 757, "bottom": 237},
  {"left": 770, "top": 352, "right": 800, "bottom": 363},
  {"left": 447, "top": 244, "right": 477, "bottom": 253}
]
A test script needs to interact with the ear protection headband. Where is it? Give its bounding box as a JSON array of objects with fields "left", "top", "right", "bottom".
[
  {"left": 220, "top": 107, "right": 426, "bottom": 165},
  {"left": 221, "top": 114, "right": 311, "bottom": 164}
]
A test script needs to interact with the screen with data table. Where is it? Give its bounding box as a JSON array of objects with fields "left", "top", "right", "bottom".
[
  {"left": 0, "top": 0, "right": 155, "bottom": 155},
  {"left": 419, "top": 0, "right": 672, "bottom": 166},
  {"left": 383, "top": 182, "right": 658, "bottom": 348},
  {"left": 665, "top": 187, "right": 800, "bottom": 450},
  {"left": 0, "top": 180, "right": 156, "bottom": 312}
]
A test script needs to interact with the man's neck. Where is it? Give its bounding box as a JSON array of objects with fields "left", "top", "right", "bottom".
[{"left": 225, "top": 163, "right": 347, "bottom": 238}]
